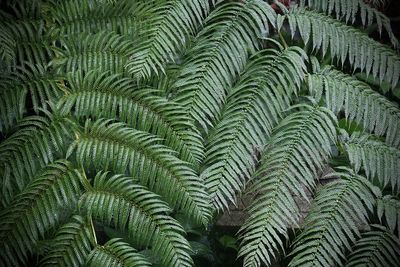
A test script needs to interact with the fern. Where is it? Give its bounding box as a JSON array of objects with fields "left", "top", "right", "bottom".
[
  {"left": 202, "top": 45, "right": 307, "bottom": 210},
  {"left": 281, "top": 7, "right": 400, "bottom": 88},
  {"left": 289, "top": 168, "right": 378, "bottom": 267},
  {"left": 0, "top": 160, "right": 84, "bottom": 266},
  {"left": 40, "top": 215, "right": 96, "bottom": 266},
  {"left": 86, "top": 238, "right": 151, "bottom": 267},
  {"left": 1, "top": 0, "right": 400, "bottom": 266},
  {"left": 307, "top": 66, "right": 400, "bottom": 147},
  {"left": 170, "top": 1, "right": 276, "bottom": 131},
  {"left": 376, "top": 196, "right": 400, "bottom": 236},
  {"left": 72, "top": 119, "right": 211, "bottom": 225},
  {"left": 343, "top": 226, "right": 400, "bottom": 267},
  {"left": 79, "top": 172, "right": 193, "bottom": 267},
  {"left": 238, "top": 105, "right": 337, "bottom": 267},
  {"left": 300, "top": 0, "right": 398, "bottom": 48},
  {"left": 340, "top": 131, "right": 400, "bottom": 191}
]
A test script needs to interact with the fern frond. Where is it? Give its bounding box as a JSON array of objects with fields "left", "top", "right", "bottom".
[
  {"left": 0, "top": 72, "right": 27, "bottom": 133},
  {"left": 0, "top": 114, "right": 77, "bottom": 205},
  {"left": 86, "top": 238, "right": 151, "bottom": 267},
  {"left": 202, "top": 45, "right": 307, "bottom": 210},
  {"left": 376, "top": 196, "right": 400, "bottom": 236},
  {"left": 125, "top": 0, "right": 212, "bottom": 81},
  {"left": 51, "top": 31, "right": 135, "bottom": 74},
  {"left": 307, "top": 66, "right": 400, "bottom": 147},
  {"left": 57, "top": 70, "right": 204, "bottom": 166},
  {"left": 238, "top": 105, "right": 337, "bottom": 267},
  {"left": 343, "top": 226, "right": 400, "bottom": 267},
  {"left": 40, "top": 215, "right": 96, "bottom": 267},
  {"left": 79, "top": 172, "right": 193, "bottom": 267},
  {"left": 1, "top": 20, "right": 53, "bottom": 66},
  {"left": 288, "top": 167, "right": 378, "bottom": 267},
  {"left": 300, "top": 0, "right": 398, "bottom": 48},
  {"left": 0, "top": 160, "right": 84, "bottom": 266},
  {"left": 281, "top": 8, "right": 400, "bottom": 88},
  {"left": 48, "top": 0, "right": 151, "bottom": 36},
  {"left": 170, "top": 0, "right": 276, "bottom": 131},
  {"left": 72, "top": 119, "right": 211, "bottom": 225},
  {"left": 340, "top": 131, "right": 400, "bottom": 191}
]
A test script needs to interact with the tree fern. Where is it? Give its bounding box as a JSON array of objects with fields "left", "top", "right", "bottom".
[
  {"left": 307, "top": 66, "right": 400, "bottom": 147},
  {"left": 203, "top": 45, "right": 307, "bottom": 210},
  {"left": 281, "top": 7, "right": 400, "bottom": 88},
  {"left": 1, "top": 0, "right": 400, "bottom": 266},
  {"left": 57, "top": 70, "right": 204, "bottom": 166},
  {"left": 79, "top": 172, "right": 193, "bottom": 267},
  {"left": 376, "top": 196, "right": 400, "bottom": 236},
  {"left": 170, "top": 0, "right": 276, "bottom": 131},
  {"left": 0, "top": 160, "right": 84, "bottom": 266},
  {"left": 340, "top": 131, "right": 400, "bottom": 191},
  {"left": 343, "top": 226, "right": 400, "bottom": 267},
  {"left": 289, "top": 168, "right": 378, "bottom": 267},
  {"left": 86, "top": 238, "right": 151, "bottom": 267},
  {"left": 40, "top": 215, "right": 96, "bottom": 267},
  {"left": 238, "top": 105, "right": 337, "bottom": 267},
  {"left": 72, "top": 119, "right": 211, "bottom": 225},
  {"left": 300, "top": 0, "right": 398, "bottom": 48}
]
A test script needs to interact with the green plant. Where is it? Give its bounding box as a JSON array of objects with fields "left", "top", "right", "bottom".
[{"left": 1, "top": 0, "right": 400, "bottom": 266}]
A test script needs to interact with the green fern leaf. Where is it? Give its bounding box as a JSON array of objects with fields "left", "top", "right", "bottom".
[
  {"left": 238, "top": 105, "right": 337, "bottom": 267},
  {"left": 86, "top": 238, "right": 151, "bottom": 267},
  {"left": 281, "top": 8, "right": 400, "bottom": 88},
  {"left": 0, "top": 114, "right": 77, "bottom": 205},
  {"left": 72, "top": 119, "right": 211, "bottom": 225},
  {"left": 48, "top": 0, "right": 151, "bottom": 36},
  {"left": 40, "top": 215, "right": 96, "bottom": 267},
  {"left": 289, "top": 167, "right": 378, "bottom": 267},
  {"left": 300, "top": 0, "right": 398, "bottom": 48},
  {"left": 125, "top": 0, "right": 213, "bottom": 81},
  {"left": 202, "top": 45, "right": 307, "bottom": 210},
  {"left": 79, "top": 172, "right": 193, "bottom": 267},
  {"left": 376, "top": 196, "right": 400, "bottom": 236},
  {"left": 307, "top": 66, "right": 400, "bottom": 147},
  {"left": 170, "top": 0, "right": 276, "bottom": 131},
  {"left": 340, "top": 131, "right": 400, "bottom": 191},
  {"left": 51, "top": 31, "right": 135, "bottom": 74},
  {"left": 0, "top": 160, "right": 84, "bottom": 266},
  {"left": 57, "top": 70, "right": 204, "bottom": 166},
  {"left": 343, "top": 226, "right": 400, "bottom": 267}
]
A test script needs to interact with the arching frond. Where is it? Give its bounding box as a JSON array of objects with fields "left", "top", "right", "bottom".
[
  {"left": 0, "top": 114, "right": 77, "bottom": 205},
  {"left": 343, "top": 227, "right": 400, "bottom": 267},
  {"left": 0, "top": 160, "right": 84, "bottom": 266},
  {"left": 51, "top": 31, "right": 135, "bottom": 74},
  {"left": 170, "top": 0, "right": 276, "bottom": 131},
  {"left": 376, "top": 196, "right": 400, "bottom": 236},
  {"left": 307, "top": 66, "right": 400, "bottom": 147},
  {"left": 238, "top": 105, "right": 337, "bottom": 267},
  {"left": 300, "top": 0, "right": 398, "bottom": 48},
  {"left": 72, "top": 119, "right": 211, "bottom": 225},
  {"left": 79, "top": 172, "right": 193, "bottom": 267},
  {"left": 0, "top": 19, "right": 53, "bottom": 66},
  {"left": 40, "top": 215, "right": 96, "bottom": 267},
  {"left": 86, "top": 238, "right": 151, "bottom": 267},
  {"left": 57, "top": 70, "right": 204, "bottom": 166},
  {"left": 340, "top": 131, "right": 400, "bottom": 191},
  {"left": 48, "top": 0, "right": 151, "bottom": 36},
  {"left": 288, "top": 167, "right": 378, "bottom": 267},
  {"left": 202, "top": 45, "right": 307, "bottom": 210},
  {"left": 0, "top": 63, "right": 63, "bottom": 133},
  {"left": 125, "top": 0, "right": 212, "bottom": 81},
  {"left": 281, "top": 8, "right": 400, "bottom": 88}
]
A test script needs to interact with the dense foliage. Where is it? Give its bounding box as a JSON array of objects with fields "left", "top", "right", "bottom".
[{"left": 0, "top": 0, "right": 400, "bottom": 266}]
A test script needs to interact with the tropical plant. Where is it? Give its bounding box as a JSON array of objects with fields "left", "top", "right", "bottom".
[{"left": 0, "top": 0, "right": 399, "bottom": 266}]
